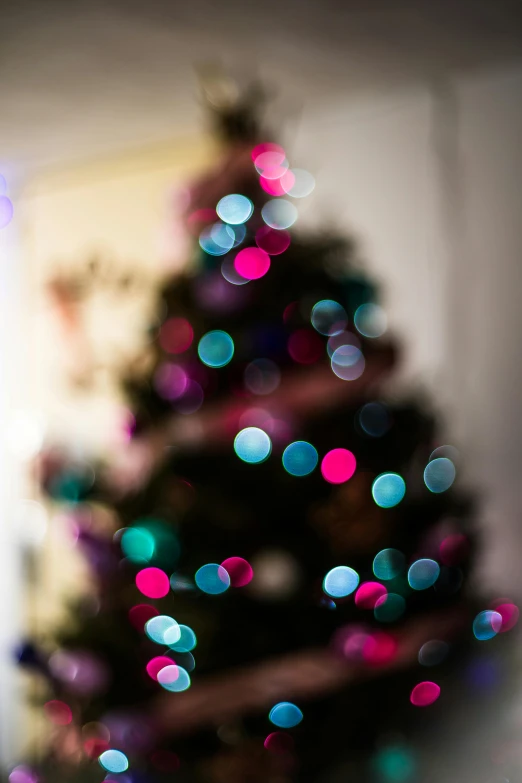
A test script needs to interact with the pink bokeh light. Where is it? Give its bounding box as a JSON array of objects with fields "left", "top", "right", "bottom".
[
  {"left": 410, "top": 681, "right": 441, "bottom": 706},
  {"left": 221, "top": 556, "right": 254, "bottom": 587},
  {"left": 251, "top": 142, "right": 285, "bottom": 162},
  {"left": 146, "top": 656, "right": 174, "bottom": 681},
  {"left": 287, "top": 328, "right": 323, "bottom": 364},
  {"left": 159, "top": 317, "right": 194, "bottom": 354},
  {"left": 321, "top": 448, "right": 357, "bottom": 484},
  {"left": 128, "top": 603, "right": 159, "bottom": 632},
  {"left": 135, "top": 567, "right": 169, "bottom": 599},
  {"left": 234, "top": 247, "right": 271, "bottom": 280},
  {"left": 44, "top": 700, "right": 72, "bottom": 726},
  {"left": 362, "top": 631, "right": 397, "bottom": 667},
  {"left": 355, "top": 581, "right": 387, "bottom": 609},
  {"left": 264, "top": 732, "right": 295, "bottom": 754},
  {"left": 255, "top": 226, "right": 291, "bottom": 256}
]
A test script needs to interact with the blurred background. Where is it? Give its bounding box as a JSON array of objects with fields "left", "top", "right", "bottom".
[{"left": 1, "top": 0, "right": 522, "bottom": 779}]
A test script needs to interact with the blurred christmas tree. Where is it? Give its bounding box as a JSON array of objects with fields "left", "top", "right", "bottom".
[{"left": 14, "top": 82, "right": 510, "bottom": 783}]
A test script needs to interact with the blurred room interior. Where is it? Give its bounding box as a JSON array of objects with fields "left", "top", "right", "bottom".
[{"left": 1, "top": 1, "right": 522, "bottom": 780}]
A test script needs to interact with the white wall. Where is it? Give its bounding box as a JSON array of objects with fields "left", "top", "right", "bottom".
[{"left": 293, "top": 65, "right": 522, "bottom": 596}]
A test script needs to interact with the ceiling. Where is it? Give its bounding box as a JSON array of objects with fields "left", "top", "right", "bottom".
[{"left": 1, "top": 0, "right": 521, "bottom": 175}]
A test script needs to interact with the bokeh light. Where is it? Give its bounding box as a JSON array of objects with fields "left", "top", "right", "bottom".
[
  {"left": 407, "top": 559, "right": 440, "bottom": 590},
  {"left": 330, "top": 344, "right": 365, "bottom": 381},
  {"left": 323, "top": 565, "right": 359, "bottom": 598},
  {"left": 121, "top": 527, "right": 155, "bottom": 563},
  {"left": 260, "top": 170, "right": 296, "bottom": 196},
  {"left": 234, "top": 427, "right": 272, "bottom": 463},
  {"left": 287, "top": 328, "right": 323, "bottom": 364},
  {"left": 311, "top": 299, "right": 348, "bottom": 336},
  {"left": 321, "top": 448, "right": 356, "bottom": 484},
  {"left": 195, "top": 563, "right": 230, "bottom": 594},
  {"left": 439, "top": 534, "right": 469, "bottom": 566},
  {"left": 157, "top": 664, "right": 191, "bottom": 692},
  {"left": 269, "top": 702, "right": 303, "bottom": 728},
  {"left": 423, "top": 458, "right": 456, "bottom": 493},
  {"left": 167, "top": 624, "right": 197, "bottom": 652},
  {"left": 355, "top": 582, "right": 387, "bottom": 609},
  {"left": 255, "top": 225, "right": 291, "bottom": 255},
  {"left": 363, "top": 630, "right": 397, "bottom": 666},
  {"left": 372, "top": 473, "right": 406, "bottom": 508},
  {"left": 216, "top": 194, "right": 253, "bottom": 224},
  {"left": 0, "top": 196, "right": 13, "bottom": 229},
  {"left": 146, "top": 656, "right": 174, "bottom": 681},
  {"left": 354, "top": 303, "right": 387, "bottom": 338},
  {"left": 221, "top": 255, "right": 249, "bottom": 286},
  {"left": 283, "top": 168, "right": 315, "bottom": 198},
  {"left": 473, "top": 610, "right": 503, "bottom": 640},
  {"left": 199, "top": 224, "right": 231, "bottom": 256},
  {"left": 493, "top": 601, "right": 519, "bottom": 632},
  {"left": 244, "top": 358, "right": 281, "bottom": 395},
  {"left": 282, "top": 441, "right": 318, "bottom": 477},
  {"left": 418, "top": 640, "right": 449, "bottom": 667},
  {"left": 198, "top": 330, "right": 234, "bottom": 368},
  {"left": 221, "top": 556, "right": 254, "bottom": 587},
  {"left": 254, "top": 150, "right": 288, "bottom": 178},
  {"left": 261, "top": 199, "right": 298, "bottom": 229},
  {"left": 410, "top": 681, "right": 440, "bottom": 707},
  {"left": 358, "top": 402, "right": 391, "bottom": 437},
  {"left": 251, "top": 142, "right": 285, "bottom": 162},
  {"left": 429, "top": 444, "right": 459, "bottom": 463},
  {"left": 44, "top": 700, "right": 72, "bottom": 726},
  {"left": 210, "top": 221, "right": 235, "bottom": 251},
  {"left": 373, "top": 548, "right": 405, "bottom": 581},
  {"left": 373, "top": 745, "right": 416, "bottom": 783},
  {"left": 159, "top": 317, "right": 194, "bottom": 354},
  {"left": 98, "top": 750, "right": 129, "bottom": 773},
  {"left": 135, "top": 567, "right": 169, "bottom": 599},
  {"left": 128, "top": 604, "right": 158, "bottom": 632},
  {"left": 174, "top": 380, "right": 204, "bottom": 415},
  {"left": 264, "top": 732, "right": 294, "bottom": 754},
  {"left": 374, "top": 593, "right": 406, "bottom": 623},
  {"left": 9, "top": 766, "right": 38, "bottom": 783},
  {"left": 154, "top": 363, "right": 188, "bottom": 400},
  {"left": 145, "top": 615, "right": 180, "bottom": 645},
  {"left": 234, "top": 247, "right": 270, "bottom": 280}
]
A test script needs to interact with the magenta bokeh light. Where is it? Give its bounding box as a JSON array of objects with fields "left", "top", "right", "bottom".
[
  {"left": 146, "top": 656, "right": 174, "bottom": 681},
  {"left": 44, "top": 700, "right": 73, "bottom": 726},
  {"left": 159, "top": 317, "right": 194, "bottom": 354},
  {"left": 135, "top": 567, "right": 170, "bottom": 599},
  {"left": 221, "top": 556, "right": 254, "bottom": 587},
  {"left": 154, "top": 363, "right": 188, "bottom": 401},
  {"left": 439, "top": 533, "right": 469, "bottom": 566},
  {"left": 362, "top": 631, "right": 397, "bottom": 667},
  {"left": 287, "top": 329, "right": 323, "bottom": 364},
  {"left": 355, "top": 581, "right": 387, "bottom": 609},
  {"left": 234, "top": 247, "right": 271, "bottom": 280},
  {"left": 321, "top": 448, "right": 357, "bottom": 484},
  {"left": 251, "top": 142, "right": 285, "bottom": 162},
  {"left": 128, "top": 603, "right": 159, "bottom": 632},
  {"left": 259, "top": 170, "right": 296, "bottom": 196},
  {"left": 264, "top": 732, "right": 294, "bottom": 754},
  {"left": 410, "top": 681, "right": 440, "bottom": 706},
  {"left": 493, "top": 602, "right": 519, "bottom": 632},
  {"left": 255, "top": 226, "right": 291, "bottom": 256}
]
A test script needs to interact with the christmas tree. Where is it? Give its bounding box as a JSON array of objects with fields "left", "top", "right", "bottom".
[{"left": 15, "top": 86, "right": 513, "bottom": 783}]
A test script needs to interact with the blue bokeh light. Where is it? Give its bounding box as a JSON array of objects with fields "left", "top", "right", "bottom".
[
  {"left": 198, "top": 330, "right": 234, "bottom": 368},
  {"left": 358, "top": 402, "right": 390, "bottom": 437},
  {"left": 167, "top": 624, "right": 197, "bottom": 652},
  {"left": 216, "top": 194, "right": 253, "bottom": 225},
  {"left": 145, "top": 615, "right": 181, "bottom": 645},
  {"left": 311, "top": 299, "right": 347, "bottom": 336},
  {"left": 373, "top": 548, "right": 405, "bottom": 581},
  {"left": 234, "top": 427, "right": 272, "bottom": 464},
  {"left": 424, "top": 458, "right": 456, "bottom": 493},
  {"left": 323, "top": 566, "right": 359, "bottom": 598},
  {"left": 372, "top": 473, "right": 406, "bottom": 508},
  {"left": 269, "top": 702, "right": 303, "bottom": 728},
  {"left": 261, "top": 199, "right": 298, "bottom": 230},
  {"left": 157, "top": 664, "right": 191, "bottom": 692},
  {"left": 408, "top": 559, "right": 440, "bottom": 591},
  {"left": 195, "top": 563, "right": 230, "bottom": 595},
  {"left": 98, "top": 750, "right": 129, "bottom": 774},
  {"left": 282, "top": 441, "right": 318, "bottom": 477},
  {"left": 354, "top": 303, "right": 387, "bottom": 338},
  {"left": 473, "top": 610, "right": 502, "bottom": 641}
]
